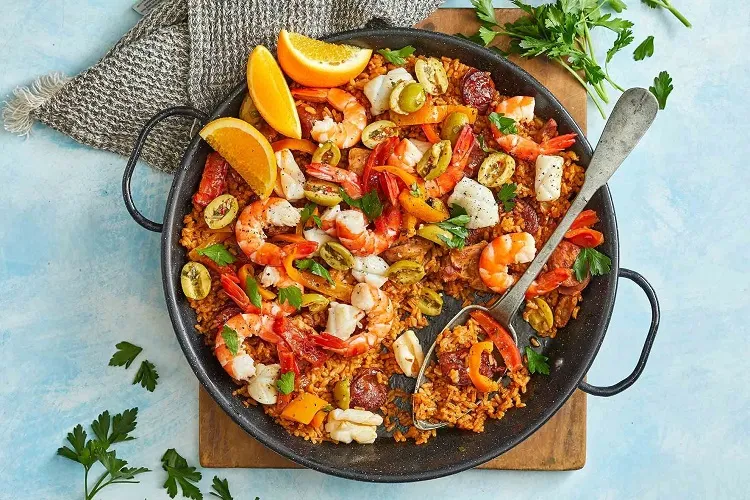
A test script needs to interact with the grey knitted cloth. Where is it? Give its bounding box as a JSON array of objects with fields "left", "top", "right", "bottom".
[{"left": 3, "top": 0, "right": 441, "bottom": 172}]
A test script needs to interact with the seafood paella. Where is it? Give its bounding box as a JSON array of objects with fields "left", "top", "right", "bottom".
[{"left": 179, "top": 31, "right": 611, "bottom": 445}]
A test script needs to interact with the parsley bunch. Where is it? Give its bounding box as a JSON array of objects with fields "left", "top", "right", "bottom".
[{"left": 57, "top": 408, "right": 149, "bottom": 500}]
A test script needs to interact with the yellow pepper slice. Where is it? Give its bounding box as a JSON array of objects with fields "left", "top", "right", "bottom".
[
  {"left": 282, "top": 249, "right": 352, "bottom": 303},
  {"left": 468, "top": 341, "right": 499, "bottom": 393},
  {"left": 373, "top": 165, "right": 419, "bottom": 187},
  {"left": 398, "top": 190, "right": 450, "bottom": 223}
]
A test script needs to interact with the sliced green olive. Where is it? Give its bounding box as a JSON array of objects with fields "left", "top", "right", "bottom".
[
  {"left": 304, "top": 179, "right": 343, "bottom": 207},
  {"left": 312, "top": 141, "right": 341, "bottom": 167},
  {"left": 319, "top": 241, "right": 355, "bottom": 271},
  {"left": 239, "top": 94, "right": 262, "bottom": 128},
  {"left": 417, "top": 140, "right": 452, "bottom": 181},
  {"left": 203, "top": 194, "right": 239, "bottom": 229},
  {"left": 417, "top": 288, "right": 444, "bottom": 316},
  {"left": 527, "top": 297, "right": 554, "bottom": 333},
  {"left": 441, "top": 112, "right": 470, "bottom": 146},
  {"left": 301, "top": 293, "right": 329, "bottom": 312},
  {"left": 477, "top": 152, "right": 516, "bottom": 188},
  {"left": 387, "top": 260, "right": 426, "bottom": 285},
  {"left": 180, "top": 262, "right": 211, "bottom": 300},
  {"left": 389, "top": 81, "right": 409, "bottom": 115},
  {"left": 398, "top": 82, "right": 427, "bottom": 113},
  {"left": 416, "top": 224, "right": 454, "bottom": 247},
  {"left": 333, "top": 378, "right": 351, "bottom": 410},
  {"left": 361, "top": 120, "right": 399, "bottom": 149},
  {"left": 415, "top": 58, "right": 449, "bottom": 95}
]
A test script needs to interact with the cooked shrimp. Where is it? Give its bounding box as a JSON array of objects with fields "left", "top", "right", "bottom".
[
  {"left": 235, "top": 197, "right": 301, "bottom": 266},
  {"left": 425, "top": 124, "right": 475, "bottom": 197},
  {"left": 215, "top": 313, "right": 279, "bottom": 381},
  {"left": 260, "top": 265, "right": 302, "bottom": 291},
  {"left": 334, "top": 205, "right": 401, "bottom": 256},
  {"left": 292, "top": 88, "right": 367, "bottom": 149},
  {"left": 494, "top": 96, "right": 535, "bottom": 123},
  {"left": 479, "top": 232, "right": 537, "bottom": 293},
  {"left": 275, "top": 149, "right": 305, "bottom": 201},
  {"left": 220, "top": 274, "right": 294, "bottom": 316},
  {"left": 493, "top": 133, "right": 577, "bottom": 162},
  {"left": 305, "top": 163, "right": 363, "bottom": 198},
  {"left": 387, "top": 138, "right": 424, "bottom": 173},
  {"left": 314, "top": 282, "right": 395, "bottom": 356}
]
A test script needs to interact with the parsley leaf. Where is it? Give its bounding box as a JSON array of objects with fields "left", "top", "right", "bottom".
[
  {"left": 497, "top": 183, "right": 517, "bottom": 212},
  {"left": 109, "top": 341, "right": 143, "bottom": 369},
  {"left": 488, "top": 112, "right": 517, "bottom": 135},
  {"left": 572, "top": 247, "right": 612, "bottom": 281},
  {"left": 633, "top": 35, "right": 654, "bottom": 60},
  {"left": 210, "top": 476, "right": 234, "bottom": 500},
  {"left": 133, "top": 360, "right": 159, "bottom": 392},
  {"left": 244, "top": 275, "right": 262, "bottom": 309},
  {"left": 437, "top": 204, "right": 471, "bottom": 249},
  {"left": 312, "top": 214, "right": 323, "bottom": 228},
  {"left": 278, "top": 286, "right": 302, "bottom": 310},
  {"left": 221, "top": 326, "right": 240, "bottom": 356},
  {"left": 196, "top": 244, "right": 235, "bottom": 267},
  {"left": 606, "top": 28, "right": 635, "bottom": 63},
  {"left": 295, "top": 259, "right": 335, "bottom": 285},
  {"left": 641, "top": 0, "right": 691, "bottom": 28},
  {"left": 300, "top": 202, "right": 316, "bottom": 226},
  {"left": 525, "top": 347, "right": 550, "bottom": 375},
  {"left": 471, "top": 0, "right": 497, "bottom": 25},
  {"left": 340, "top": 188, "right": 383, "bottom": 222},
  {"left": 276, "top": 371, "right": 295, "bottom": 395},
  {"left": 376, "top": 46, "right": 416, "bottom": 66},
  {"left": 649, "top": 70, "right": 673, "bottom": 109},
  {"left": 477, "top": 135, "right": 497, "bottom": 153},
  {"left": 56, "top": 408, "right": 149, "bottom": 499},
  {"left": 162, "top": 448, "right": 202, "bottom": 500},
  {"left": 478, "top": 25, "right": 498, "bottom": 45}
]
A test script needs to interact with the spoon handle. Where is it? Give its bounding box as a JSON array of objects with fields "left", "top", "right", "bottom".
[{"left": 490, "top": 88, "right": 659, "bottom": 324}]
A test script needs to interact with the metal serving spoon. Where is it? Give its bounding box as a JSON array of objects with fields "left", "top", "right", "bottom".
[{"left": 413, "top": 88, "right": 659, "bottom": 431}]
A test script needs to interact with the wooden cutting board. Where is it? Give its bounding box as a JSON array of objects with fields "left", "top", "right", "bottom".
[{"left": 199, "top": 8, "right": 587, "bottom": 471}]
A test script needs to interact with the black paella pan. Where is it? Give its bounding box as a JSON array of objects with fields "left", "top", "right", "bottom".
[{"left": 122, "top": 28, "right": 660, "bottom": 482}]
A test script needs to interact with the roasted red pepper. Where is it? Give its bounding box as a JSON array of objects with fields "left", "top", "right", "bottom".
[
  {"left": 525, "top": 268, "right": 572, "bottom": 299},
  {"left": 565, "top": 228, "right": 605, "bottom": 248},
  {"left": 421, "top": 123, "right": 441, "bottom": 144},
  {"left": 469, "top": 310, "right": 523, "bottom": 372},
  {"left": 193, "top": 152, "right": 228, "bottom": 208},
  {"left": 362, "top": 136, "right": 398, "bottom": 192},
  {"left": 379, "top": 171, "right": 401, "bottom": 206},
  {"left": 570, "top": 209, "right": 600, "bottom": 231}
]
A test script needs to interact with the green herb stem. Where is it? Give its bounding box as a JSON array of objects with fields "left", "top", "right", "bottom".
[
  {"left": 654, "top": 0, "right": 691, "bottom": 28},
  {"left": 555, "top": 59, "right": 607, "bottom": 118}
]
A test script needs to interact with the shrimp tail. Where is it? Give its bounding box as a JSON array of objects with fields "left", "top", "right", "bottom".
[{"left": 540, "top": 133, "right": 577, "bottom": 155}]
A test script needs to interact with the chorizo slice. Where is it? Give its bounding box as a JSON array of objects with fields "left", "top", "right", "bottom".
[
  {"left": 461, "top": 69, "right": 496, "bottom": 114},
  {"left": 349, "top": 368, "right": 387, "bottom": 411}
]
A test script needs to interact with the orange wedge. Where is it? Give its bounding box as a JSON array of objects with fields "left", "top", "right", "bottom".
[
  {"left": 247, "top": 45, "right": 301, "bottom": 139},
  {"left": 199, "top": 117, "right": 277, "bottom": 199},
  {"left": 277, "top": 29, "right": 373, "bottom": 87}
]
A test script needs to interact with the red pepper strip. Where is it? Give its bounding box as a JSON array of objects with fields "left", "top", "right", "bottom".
[
  {"left": 379, "top": 171, "right": 401, "bottom": 206},
  {"left": 363, "top": 136, "right": 399, "bottom": 192},
  {"left": 468, "top": 341, "right": 499, "bottom": 392},
  {"left": 276, "top": 317, "right": 328, "bottom": 367},
  {"left": 276, "top": 339, "right": 299, "bottom": 377},
  {"left": 450, "top": 124, "right": 476, "bottom": 169},
  {"left": 565, "top": 228, "right": 605, "bottom": 248},
  {"left": 373, "top": 165, "right": 419, "bottom": 187},
  {"left": 220, "top": 274, "right": 259, "bottom": 313},
  {"left": 570, "top": 209, "right": 599, "bottom": 230},
  {"left": 311, "top": 332, "right": 348, "bottom": 349},
  {"left": 421, "top": 123, "right": 441, "bottom": 144},
  {"left": 525, "top": 268, "right": 572, "bottom": 300},
  {"left": 469, "top": 310, "right": 523, "bottom": 372},
  {"left": 193, "top": 152, "right": 228, "bottom": 208}
]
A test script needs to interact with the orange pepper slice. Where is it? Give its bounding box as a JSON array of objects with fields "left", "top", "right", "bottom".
[
  {"left": 271, "top": 138, "right": 317, "bottom": 154},
  {"left": 282, "top": 248, "right": 352, "bottom": 302},
  {"left": 373, "top": 165, "right": 418, "bottom": 187},
  {"left": 468, "top": 341, "right": 499, "bottom": 393},
  {"left": 398, "top": 190, "right": 449, "bottom": 223},
  {"left": 421, "top": 123, "right": 441, "bottom": 143}
]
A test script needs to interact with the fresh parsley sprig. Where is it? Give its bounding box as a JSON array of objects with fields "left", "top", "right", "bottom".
[
  {"left": 196, "top": 244, "right": 235, "bottom": 267},
  {"left": 210, "top": 476, "right": 234, "bottom": 500},
  {"left": 572, "top": 247, "right": 612, "bottom": 281},
  {"left": 57, "top": 408, "right": 150, "bottom": 500},
  {"left": 436, "top": 204, "right": 471, "bottom": 249},
  {"left": 649, "top": 70, "right": 673, "bottom": 109},
  {"left": 525, "top": 347, "right": 550, "bottom": 375},
  {"left": 278, "top": 286, "right": 302, "bottom": 310},
  {"left": 244, "top": 275, "right": 262, "bottom": 309},
  {"left": 162, "top": 448, "right": 202, "bottom": 500},
  {"left": 488, "top": 112, "right": 517, "bottom": 135},
  {"left": 377, "top": 46, "right": 416, "bottom": 65},
  {"left": 133, "top": 360, "right": 159, "bottom": 392},
  {"left": 633, "top": 35, "right": 654, "bottom": 60},
  {"left": 340, "top": 188, "right": 383, "bottom": 222},
  {"left": 221, "top": 326, "right": 240, "bottom": 356},
  {"left": 497, "top": 183, "right": 517, "bottom": 212},
  {"left": 295, "top": 258, "right": 335, "bottom": 285},
  {"left": 109, "top": 342, "right": 159, "bottom": 392},
  {"left": 641, "top": 0, "right": 691, "bottom": 28},
  {"left": 276, "top": 371, "right": 295, "bottom": 395}
]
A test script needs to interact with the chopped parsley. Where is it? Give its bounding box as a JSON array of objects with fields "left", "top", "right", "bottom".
[
  {"left": 436, "top": 204, "right": 471, "bottom": 249},
  {"left": 376, "top": 46, "right": 416, "bottom": 65},
  {"left": 649, "top": 70, "right": 673, "bottom": 109},
  {"left": 244, "top": 275, "right": 262, "bottom": 309},
  {"left": 295, "top": 259, "right": 335, "bottom": 285},
  {"left": 573, "top": 247, "right": 612, "bottom": 281},
  {"left": 497, "top": 182, "right": 517, "bottom": 212},
  {"left": 161, "top": 448, "right": 202, "bottom": 500},
  {"left": 525, "top": 347, "right": 550, "bottom": 375},
  {"left": 221, "top": 325, "right": 240, "bottom": 356},
  {"left": 476, "top": 134, "right": 497, "bottom": 153},
  {"left": 196, "top": 244, "right": 235, "bottom": 266},
  {"left": 278, "top": 286, "right": 302, "bottom": 310},
  {"left": 633, "top": 35, "right": 655, "bottom": 60},
  {"left": 488, "top": 112, "right": 517, "bottom": 135},
  {"left": 340, "top": 188, "right": 383, "bottom": 222},
  {"left": 276, "top": 371, "right": 295, "bottom": 395},
  {"left": 109, "top": 341, "right": 143, "bottom": 369}
]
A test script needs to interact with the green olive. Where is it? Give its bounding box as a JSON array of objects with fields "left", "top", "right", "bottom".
[
  {"left": 301, "top": 293, "right": 329, "bottom": 312},
  {"left": 389, "top": 81, "right": 409, "bottom": 115},
  {"left": 319, "top": 241, "right": 355, "bottom": 271},
  {"left": 361, "top": 120, "right": 399, "bottom": 149},
  {"left": 416, "top": 224, "right": 454, "bottom": 247},
  {"left": 417, "top": 288, "right": 444, "bottom": 316},
  {"left": 441, "top": 112, "right": 471, "bottom": 146},
  {"left": 527, "top": 297, "right": 554, "bottom": 333},
  {"left": 398, "top": 82, "right": 427, "bottom": 113},
  {"left": 304, "top": 179, "right": 343, "bottom": 207},
  {"left": 239, "top": 94, "right": 262, "bottom": 128},
  {"left": 311, "top": 141, "right": 341, "bottom": 167},
  {"left": 415, "top": 58, "right": 449, "bottom": 95},
  {"left": 203, "top": 194, "right": 239, "bottom": 229},
  {"left": 387, "top": 260, "right": 426, "bottom": 285},
  {"left": 333, "top": 378, "right": 351, "bottom": 410},
  {"left": 417, "top": 140, "right": 452, "bottom": 181},
  {"left": 477, "top": 152, "right": 516, "bottom": 189},
  {"left": 180, "top": 262, "right": 211, "bottom": 300}
]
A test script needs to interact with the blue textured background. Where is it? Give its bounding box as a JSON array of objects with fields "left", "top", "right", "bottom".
[{"left": 1, "top": 1, "right": 747, "bottom": 498}]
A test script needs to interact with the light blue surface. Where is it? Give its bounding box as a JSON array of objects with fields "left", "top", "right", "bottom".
[{"left": 1, "top": 1, "right": 748, "bottom": 499}]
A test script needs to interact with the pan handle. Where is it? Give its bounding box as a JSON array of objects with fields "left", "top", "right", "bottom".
[
  {"left": 578, "top": 268, "right": 660, "bottom": 397},
  {"left": 122, "top": 106, "right": 209, "bottom": 232}
]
